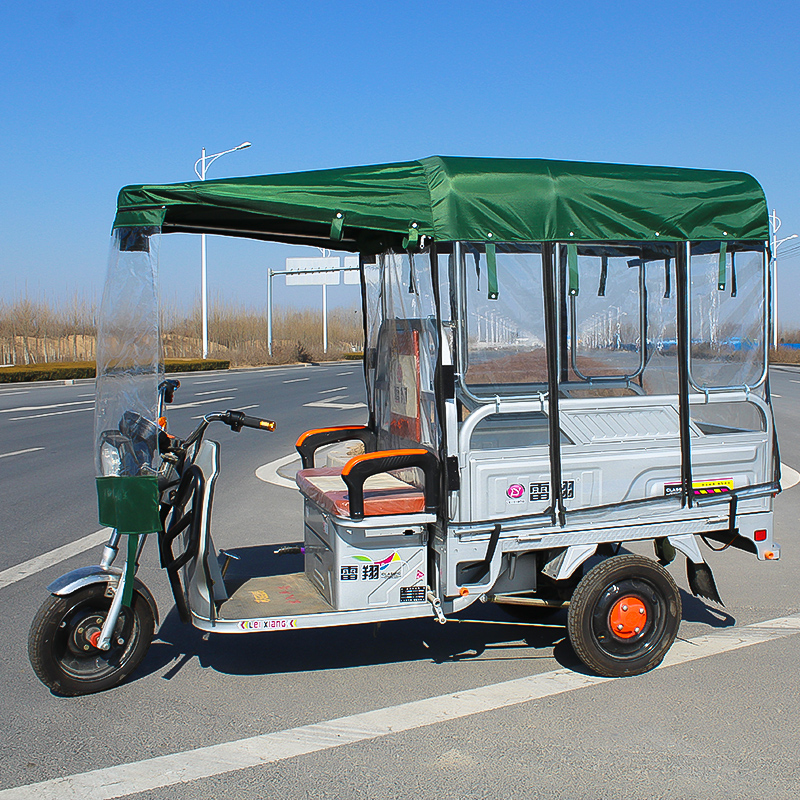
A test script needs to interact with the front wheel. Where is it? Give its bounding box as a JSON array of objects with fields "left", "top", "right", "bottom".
[
  {"left": 567, "top": 554, "right": 681, "bottom": 677},
  {"left": 28, "top": 583, "right": 154, "bottom": 696}
]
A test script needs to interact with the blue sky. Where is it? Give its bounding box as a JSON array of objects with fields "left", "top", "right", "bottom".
[{"left": 2, "top": 1, "right": 799, "bottom": 323}]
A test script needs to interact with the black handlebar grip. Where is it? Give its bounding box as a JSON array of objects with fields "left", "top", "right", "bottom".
[
  {"left": 241, "top": 414, "right": 276, "bottom": 431},
  {"left": 224, "top": 410, "right": 276, "bottom": 432}
]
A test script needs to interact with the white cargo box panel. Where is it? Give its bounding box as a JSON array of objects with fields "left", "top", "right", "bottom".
[{"left": 303, "top": 498, "right": 428, "bottom": 611}]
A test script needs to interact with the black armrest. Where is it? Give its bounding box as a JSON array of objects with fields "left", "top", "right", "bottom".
[
  {"left": 340, "top": 449, "right": 440, "bottom": 520},
  {"left": 295, "top": 425, "right": 376, "bottom": 469}
]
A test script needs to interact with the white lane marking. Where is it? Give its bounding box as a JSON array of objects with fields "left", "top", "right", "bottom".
[
  {"left": 169, "top": 396, "right": 236, "bottom": 410},
  {"left": 0, "top": 447, "right": 43, "bottom": 459},
  {"left": 304, "top": 395, "right": 366, "bottom": 410},
  {"left": 78, "top": 393, "right": 94, "bottom": 397},
  {"left": 283, "top": 377, "right": 310, "bottom": 383},
  {"left": 0, "top": 528, "right": 112, "bottom": 591},
  {"left": 191, "top": 404, "right": 259, "bottom": 420},
  {"left": 781, "top": 463, "right": 800, "bottom": 491},
  {"left": 189, "top": 378, "right": 227, "bottom": 384},
  {"left": 790, "top": 380, "right": 800, "bottom": 384},
  {"left": 6, "top": 613, "right": 800, "bottom": 800},
  {"left": 319, "top": 386, "right": 347, "bottom": 394},
  {"left": 0, "top": 399, "right": 93, "bottom": 414},
  {"left": 336, "top": 371, "right": 355, "bottom": 375},
  {"left": 772, "top": 393, "right": 782, "bottom": 398},
  {"left": 194, "top": 388, "right": 239, "bottom": 396},
  {"left": 255, "top": 453, "right": 299, "bottom": 489},
  {"left": 11, "top": 407, "right": 92, "bottom": 421}
]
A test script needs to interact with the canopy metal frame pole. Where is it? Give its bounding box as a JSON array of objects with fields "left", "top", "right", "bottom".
[{"left": 193, "top": 142, "right": 251, "bottom": 359}]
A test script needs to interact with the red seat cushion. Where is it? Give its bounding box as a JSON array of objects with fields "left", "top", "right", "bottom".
[{"left": 296, "top": 466, "right": 425, "bottom": 517}]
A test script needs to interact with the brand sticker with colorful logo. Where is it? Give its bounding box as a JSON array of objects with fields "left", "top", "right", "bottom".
[
  {"left": 353, "top": 552, "right": 403, "bottom": 581},
  {"left": 506, "top": 483, "right": 525, "bottom": 504}
]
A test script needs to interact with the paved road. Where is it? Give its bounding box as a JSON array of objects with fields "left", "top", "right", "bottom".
[{"left": 1, "top": 364, "right": 800, "bottom": 799}]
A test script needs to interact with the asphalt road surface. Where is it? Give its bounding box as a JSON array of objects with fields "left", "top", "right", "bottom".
[{"left": 2, "top": 363, "right": 800, "bottom": 800}]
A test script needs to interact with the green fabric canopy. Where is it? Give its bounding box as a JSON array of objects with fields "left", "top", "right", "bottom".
[{"left": 114, "top": 155, "right": 769, "bottom": 248}]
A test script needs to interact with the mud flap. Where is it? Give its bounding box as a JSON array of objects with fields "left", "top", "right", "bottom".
[
  {"left": 654, "top": 538, "right": 676, "bottom": 566},
  {"left": 687, "top": 560, "right": 724, "bottom": 606}
]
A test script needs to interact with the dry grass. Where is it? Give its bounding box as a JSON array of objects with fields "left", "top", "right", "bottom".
[
  {"left": 0, "top": 295, "right": 363, "bottom": 367},
  {"left": 770, "top": 346, "right": 800, "bottom": 364},
  {"left": 0, "top": 294, "right": 97, "bottom": 365},
  {"left": 4, "top": 293, "right": 799, "bottom": 368}
]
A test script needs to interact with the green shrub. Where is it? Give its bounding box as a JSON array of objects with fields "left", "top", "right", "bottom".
[
  {"left": 0, "top": 361, "right": 96, "bottom": 383},
  {"left": 0, "top": 359, "right": 230, "bottom": 383},
  {"left": 164, "top": 358, "right": 230, "bottom": 373}
]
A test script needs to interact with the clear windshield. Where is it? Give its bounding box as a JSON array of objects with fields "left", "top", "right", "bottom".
[{"left": 94, "top": 227, "right": 162, "bottom": 479}]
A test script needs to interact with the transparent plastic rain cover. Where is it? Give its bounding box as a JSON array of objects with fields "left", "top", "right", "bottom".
[
  {"left": 364, "top": 249, "right": 439, "bottom": 452},
  {"left": 94, "top": 227, "right": 162, "bottom": 479}
]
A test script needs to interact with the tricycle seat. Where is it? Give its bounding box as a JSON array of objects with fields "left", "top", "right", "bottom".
[{"left": 296, "top": 466, "right": 426, "bottom": 518}]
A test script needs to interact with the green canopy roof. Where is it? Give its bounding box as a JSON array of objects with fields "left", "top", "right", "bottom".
[{"left": 114, "top": 155, "right": 769, "bottom": 249}]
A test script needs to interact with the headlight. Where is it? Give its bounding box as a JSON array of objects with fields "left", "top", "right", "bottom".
[{"left": 99, "top": 441, "right": 121, "bottom": 476}]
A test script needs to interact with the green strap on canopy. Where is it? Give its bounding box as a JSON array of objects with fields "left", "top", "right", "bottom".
[
  {"left": 730, "top": 250, "right": 738, "bottom": 297},
  {"left": 598, "top": 254, "right": 608, "bottom": 297},
  {"left": 330, "top": 211, "right": 345, "bottom": 241},
  {"left": 664, "top": 258, "right": 672, "bottom": 299},
  {"left": 486, "top": 242, "right": 498, "bottom": 300},
  {"left": 568, "top": 244, "right": 579, "bottom": 296},
  {"left": 718, "top": 241, "right": 728, "bottom": 291}
]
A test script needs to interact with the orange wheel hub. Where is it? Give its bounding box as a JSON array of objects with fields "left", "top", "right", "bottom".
[{"left": 608, "top": 595, "right": 647, "bottom": 639}]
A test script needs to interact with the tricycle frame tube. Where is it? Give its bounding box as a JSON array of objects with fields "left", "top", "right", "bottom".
[
  {"left": 675, "top": 242, "right": 694, "bottom": 507},
  {"left": 99, "top": 529, "right": 121, "bottom": 570},
  {"left": 542, "top": 242, "right": 565, "bottom": 526}
]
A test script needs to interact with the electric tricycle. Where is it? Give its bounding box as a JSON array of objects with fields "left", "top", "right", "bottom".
[{"left": 28, "top": 156, "right": 782, "bottom": 694}]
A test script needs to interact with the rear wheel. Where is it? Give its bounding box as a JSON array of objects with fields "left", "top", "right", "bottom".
[
  {"left": 567, "top": 554, "right": 681, "bottom": 677},
  {"left": 28, "top": 583, "right": 154, "bottom": 696}
]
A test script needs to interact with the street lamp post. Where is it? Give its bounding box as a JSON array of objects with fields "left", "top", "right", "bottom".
[
  {"left": 193, "top": 141, "right": 252, "bottom": 359},
  {"left": 770, "top": 210, "right": 798, "bottom": 349}
]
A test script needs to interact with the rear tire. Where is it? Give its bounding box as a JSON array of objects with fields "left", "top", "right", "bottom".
[
  {"left": 567, "top": 554, "right": 681, "bottom": 677},
  {"left": 28, "top": 584, "right": 154, "bottom": 696}
]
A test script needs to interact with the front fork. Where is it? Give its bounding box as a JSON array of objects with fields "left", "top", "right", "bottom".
[{"left": 95, "top": 529, "right": 145, "bottom": 650}]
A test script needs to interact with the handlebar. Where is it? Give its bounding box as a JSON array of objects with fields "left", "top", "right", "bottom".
[
  {"left": 151, "top": 408, "right": 277, "bottom": 486},
  {"left": 211, "top": 410, "right": 276, "bottom": 433}
]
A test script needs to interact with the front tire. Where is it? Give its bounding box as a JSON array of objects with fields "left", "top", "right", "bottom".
[
  {"left": 567, "top": 554, "right": 681, "bottom": 677},
  {"left": 28, "top": 584, "right": 154, "bottom": 696}
]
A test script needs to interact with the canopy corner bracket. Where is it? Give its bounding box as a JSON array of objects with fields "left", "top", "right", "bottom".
[{"left": 402, "top": 221, "right": 420, "bottom": 250}]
